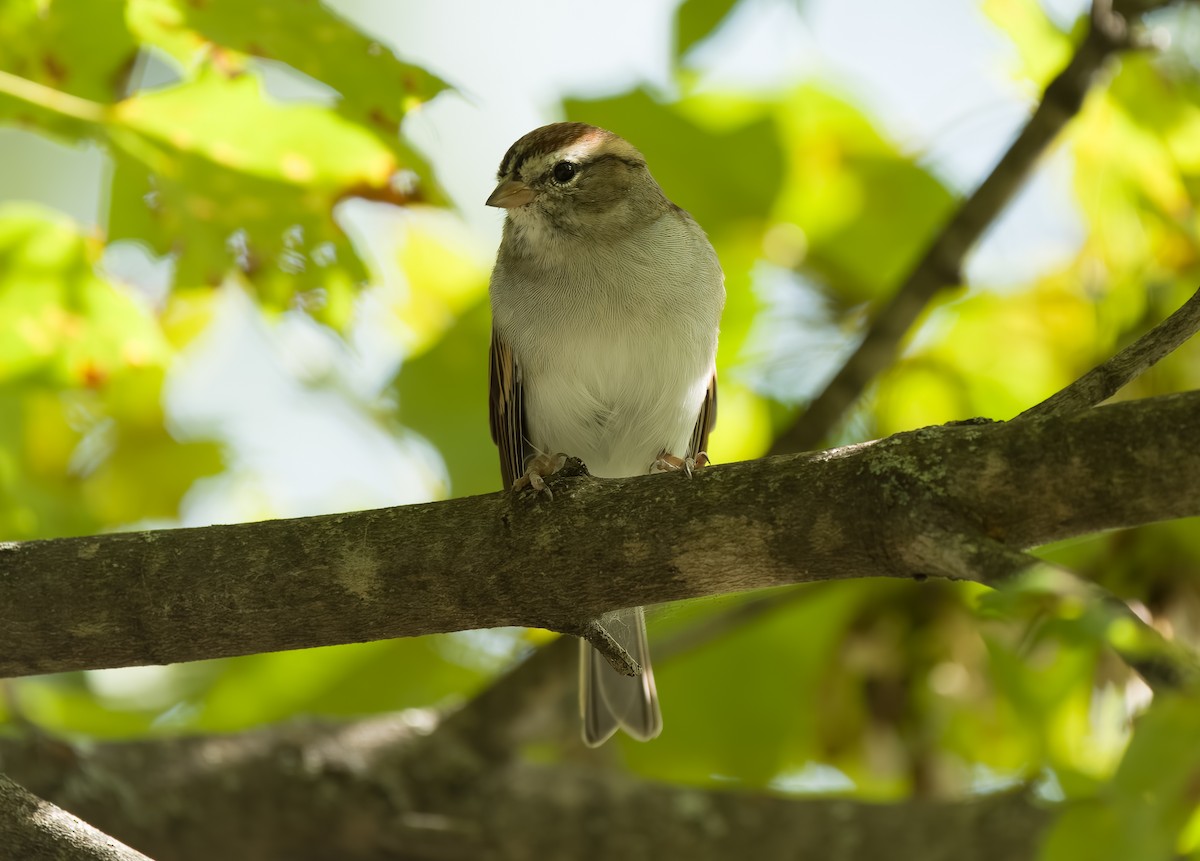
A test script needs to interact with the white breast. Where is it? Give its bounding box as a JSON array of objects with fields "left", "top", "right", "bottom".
[{"left": 491, "top": 212, "right": 724, "bottom": 478}]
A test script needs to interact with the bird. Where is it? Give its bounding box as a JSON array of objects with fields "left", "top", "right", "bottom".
[{"left": 486, "top": 122, "right": 725, "bottom": 746}]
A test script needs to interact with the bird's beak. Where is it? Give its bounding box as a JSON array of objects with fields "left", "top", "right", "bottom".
[{"left": 486, "top": 179, "right": 536, "bottom": 209}]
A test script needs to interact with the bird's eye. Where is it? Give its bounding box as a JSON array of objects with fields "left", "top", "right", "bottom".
[{"left": 552, "top": 161, "right": 577, "bottom": 184}]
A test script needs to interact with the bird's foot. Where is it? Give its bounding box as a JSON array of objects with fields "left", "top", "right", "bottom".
[
  {"left": 652, "top": 450, "right": 709, "bottom": 478},
  {"left": 513, "top": 452, "right": 569, "bottom": 499}
]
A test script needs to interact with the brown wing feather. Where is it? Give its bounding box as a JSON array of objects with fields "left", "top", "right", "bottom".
[
  {"left": 489, "top": 328, "right": 530, "bottom": 489},
  {"left": 687, "top": 372, "right": 718, "bottom": 459}
]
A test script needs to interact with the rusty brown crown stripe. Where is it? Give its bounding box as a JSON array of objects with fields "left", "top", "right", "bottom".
[{"left": 497, "top": 122, "right": 614, "bottom": 179}]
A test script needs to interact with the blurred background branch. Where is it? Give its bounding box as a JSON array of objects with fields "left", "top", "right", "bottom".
[{"left": 0, "top": 713, "right": 1053, "bottom": 861}]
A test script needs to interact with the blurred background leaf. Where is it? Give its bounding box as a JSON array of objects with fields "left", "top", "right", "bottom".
[{"left": 0, "top": 202, "right": 221, "bottom": 539}]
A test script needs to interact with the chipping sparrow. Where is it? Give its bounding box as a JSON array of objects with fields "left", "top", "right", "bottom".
[{"left": 486, "top": 122, "right": 725, "bottom": 746}]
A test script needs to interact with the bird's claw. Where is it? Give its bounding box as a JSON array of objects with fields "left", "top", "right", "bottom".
[
  {"left": 513, "top": 452, "right": 568, "bottom": 499},
  {"left": 652, "top": 450, "right": 709, "bottom": 478}
]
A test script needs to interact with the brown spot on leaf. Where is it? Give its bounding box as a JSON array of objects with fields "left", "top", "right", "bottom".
[
  {"left": 368, "top": 107, "right": 396, "bottom": 132},
  {"left": 42, "top": 54, "right": 67, "bottom": 85},
  {"left": 80, "top": 362, "right": 108, "bottom": 390}
]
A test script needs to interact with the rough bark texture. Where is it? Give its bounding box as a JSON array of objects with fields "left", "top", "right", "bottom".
[
  {"left": 0, "top": 773, "right": 153, "bottom": 861},
  {"left": 0, "top": 714, "right": 1053, "bottom": 861},
  {"left": 2, "top": 392, "right": 1198, "bottom": 680}
]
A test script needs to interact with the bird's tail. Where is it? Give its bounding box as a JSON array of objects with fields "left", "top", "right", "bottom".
[{"left": 580, "top": 606, "right": 662, "bottom": 747}]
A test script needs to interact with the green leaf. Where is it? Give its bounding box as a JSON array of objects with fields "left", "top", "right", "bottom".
[
  {"left": 0, "top": 1, "right": 448, "bottom": 322},
  {"left": 106, "top": 69, "right": 405, "bottom": 320},
  {"left": 0, "top": 203, "right": 221, "bottom": 539},
  {"left": 393, "top": 297, "right": 496, "bottom": 498},
  {"left": 774, "top": 85, "right": 955, "bottom": 304},
  {"left": 391, "top": 217, "right": 491, "bottom": 357},
  {"left": 875, "top": 274, "right": 1100, "bottom": 431},
  {"left": 134, "top": 0, "right": 446, "bottom": 132},
  {"left": 1041, "top": 695, "right": 1200, "bottom": 861},
  {"left": 630, "top": 583, "right": 867, "bottom": 787},
  {"left": 0, "top": 202, "right": 166, "bottom": 387},
  {"left": 127, "top": 0, "right": 446, "bottom": 205},
  {"left": 675, "top": 0, "right": 742, "bottom": 59},
  {"left": 387, "top": 218, "right": 494, "bottom": 498},
  {"left": 0, "top": 0, "right": 134, "bottom": 141},
  {"left": 983, "top": 0, "right": 1075, "bottom": 87},
  {"left": 1075, "top": 54, "right": 1200, "bottom": 287},
  {"left": 191, "top": 638, "right": 488, "bottom": 732},
  {"left": 0, "top": 0, "right": 138, "bottom": 104}
]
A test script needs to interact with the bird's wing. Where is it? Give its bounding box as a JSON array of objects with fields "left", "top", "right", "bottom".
[
  {"left": 489, "top": 328, "right": 530, "bottom": 489},
  {"left": 687, "top": 371, "right": 718, "bottom": 459}
]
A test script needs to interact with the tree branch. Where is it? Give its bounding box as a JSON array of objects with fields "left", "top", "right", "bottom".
[
  {"left": 0, "top": 773, "right": 154, "bottom": 861},
  {"left": 2, "top": 392, "right": 1198, "bottom": 679},
  {"left": 770, "top": 1, "right": 1156, "bottom": 454},
  {"left": 1019, "top": 286, "right": 1200, "bottom": 419},
  {"left": 0, "top": 715, "right": 1052, "bottom": 861},
  {"left": 573, "top": 618, "right": 640, "bottom": 676}
]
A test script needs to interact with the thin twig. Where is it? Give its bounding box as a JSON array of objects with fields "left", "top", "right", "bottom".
[
  {"left": 574, "top": 618, "right": 640, "bottom": 676},
  {"left": 0, "top": 69, "right": 110, "bottom": 124},
  {"left": 771, "top": 3, "right": 1143, "bottom": 454},
  {"left": 1019, "top": 286, "right": 1200, "bottom": 419}
]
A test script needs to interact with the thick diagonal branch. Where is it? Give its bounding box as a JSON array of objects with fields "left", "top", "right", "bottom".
[
  {"left": 1, "top": 392, "right": 1197, "bottom": 680},
  {"left": 0, "top": 773, "right": 154, "bottom": 861}
]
